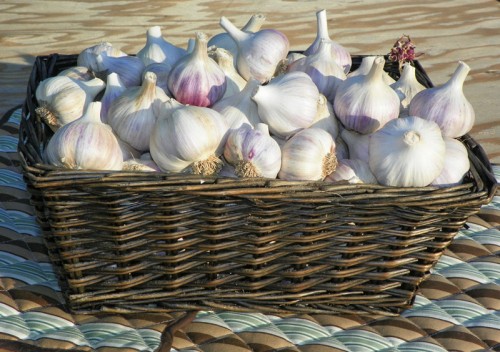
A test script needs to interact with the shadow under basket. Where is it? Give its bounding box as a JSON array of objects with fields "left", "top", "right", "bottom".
[{"left": 18, "top": 54, "right": 498, "bottom": 316}]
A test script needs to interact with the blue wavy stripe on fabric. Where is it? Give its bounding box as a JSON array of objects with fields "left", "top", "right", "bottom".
[
  {"left": 0, "top": 169, "right": 27, "bottom": 191},
  {"left": 434, "top": 300, "right": 493, "bottom": 323},
  {"left": 0, "top": 314, "right": 30, "bottom": 339},
  {"left": 433, "top": 261, "right": 492, "bottom": 285},
  {"left": 0, "top": 136, "right": 18, "bottom": 153},
  {"left": 463, "top": 312, "right": 500, "bottom": 329},
  {"left": 137, "top": 329, "right": 162, "bottom": 351},
  {"left": 393, "top": 341, "right": 449, "bottom": 352},
  {"left": 78, "top": 323, "right": 151, "bottom": 350},
  {"left": 29, "top": 326, "right": 89, "bottom": 347},
  {"left": 7, "top": 109, "right": 22, "bottom": 125},
  {"left": 402, "top": 296, "right": 461, "bottom": 324},
  {"left": 0, "top": 208, "right": 41, "bottom": 237},
  {"left": 333, "top": 329, "right": 395, "bottom": 351},
  {"left": 273, "top": 317, "right": 331, "bottom": 344},
  {"left": 0, "top": 260, "right": 50, "bottom": 286},
  {"left": 469, "top": 261, "right": 500, "bottom": 284},
  {"left": 458, "top": 226, "right": 500, "bottom": 247}
]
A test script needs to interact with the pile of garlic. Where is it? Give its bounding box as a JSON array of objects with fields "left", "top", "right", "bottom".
[{"left": 35, "top": 9, "right": 475, "bottom": 188}]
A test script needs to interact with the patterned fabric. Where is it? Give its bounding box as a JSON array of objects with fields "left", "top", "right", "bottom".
[{"left": 0, "top": 108, "right": 499, "bottom": 351}]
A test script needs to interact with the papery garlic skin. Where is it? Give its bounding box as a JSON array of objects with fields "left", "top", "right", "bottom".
[
  {"left": 220, "top": 16, "right": 289, "bottom": 83},
  {"left": 122, "top": 159, "right": 161, "bottom": 172},
  {"left": 325, "top": 159, "right": 377, "bottom": 184},
  {"left": 35, "top": 76, "right": 105, "bottom": 131},
  {"left": 143, "top": 62, "right": 173, "bottom": 96},
  {"left": 390, "top": 62, "right": 425, "bottom": 116},
  {"left": 136, "top": 26, "right": 187, "bottom": 67},
  {"left": 100, "top": 73, "right": 127, "bottom": 124},
  {"left": 304, "top": 9, "right": 352, "bottom": 74},
  {"left": 77, "top": 42, "right": 127, "bottom": 73},
  {"left": 432, "top": 137, "right": 470, "bottom": 187},
  {"left": 340, "top": 129, "right": 370, "bottom": 163},
  {"left": 224, "top": 123, "right": 281, "bottom": 178},
  {"left": 58, "top": 66, "right": 94, "bottom": 81},
  {"left": 150, "top": 105, "right": 228, "bottom": 175},
  {"left": 348, "top": 56, "right": 395, "bottom": 85},
  {"left": 208, "top": 47, "right": 247, "bottom": 99},
  {"left": 409, "top": 61, "right": 475, "bottom": 138},
  {"left": 108, "top": 72, "right": 169, "bottom": 152},
  {"left": 167, "top": 32, "right": 227, "bottom": 107},
  {"left": 252, "top": 71, "right": 319, "bottom": 139},
  {"left": 212, "top": 79, "right": 261, "bottom": 130},
  {"left": 96, "top": 52, "right": 146, "bottom": 88},
  {"left": 45, "top": 102, "right": 123, "bottom": 171},
  {"left": 278, "top": 127, "right": 337, "bottom": 181},
  {"left": 369, "top": 116, "right": 446, "bottom": 187},
  {"left": 334, "top": 136, "right": 349, "bottom": 161},
  {"left": 309, "top": 94, "right": 339, "bottom": 139},
  {"left": 334, "top": 56, "right": 400, "bottom": 135}
]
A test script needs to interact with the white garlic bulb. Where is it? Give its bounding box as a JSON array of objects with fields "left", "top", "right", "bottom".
[
  {"left": 432, "top": 137, "right": 470, "bottom": 187},
  {"left": 208, "top": 13, "right": 266, "bottom": 65},
  {"left": 340, "top": 129, "right": 370, "bottom": 164},
  {"left": 96, "top": 52, "right": 145, "bottom": 88},
  {"left": 35, "top": 75, "right": 105, "bottom": 131},
  {"left": 369, "top": 116, "right": 446, "bottom": 187},
  {"left": 279, "top": 127, "right": 337, "bottom": 181},
  {"left": 212, "top": 79, "right": 261, "bottom": 130},
  {"left": 288, "top": 40, "right": 346, "bottom": 102},
  {"left": 150, "top": 105, "right": 228, "bottom": 175},
  {"left": 304, "top": 9, "right": 352, "bottom": 74},
  {"left": 219, "top": 16, "right": 289, "bottom": 83},
  {"left": 409, "top": 61, "right": 475, "bottom": 138},
  {"left": 348, "top": 56, "right": 395, "bottom": 85},
  {"left": 142, "top": 62, "right": 173, "bottom": 96},
  {"left": 224, "top": 123, "right": 281, "bottom": 178},
  {"left": 100, "top": 73, "right": 126, "bottom": 124},
  {"left": 390, "top": 62, "right": 425, "bottom": 116},
  {"left": 136, "top": 26, "right": 187, "bottom": 67},
  {"left": 45, "top": 102, "right": 123, "bottom": 170},
  {"left": 252, "top": 71, "right": 319, "bottom": 139},
  {"left": 167, "top": 32, "right": 227, "bottom": 107},
  {"left": 107, "top": 72, "right": 169, "bottom": 152},
  {"left": 77, "top": 42, "right": 127, "bottom": 73},
  {"left": 334, "top": 56, "right": 400, "bottom": 134},
  {"left": 325, "top": 159, "right": 377, "bottom": 184},
  {"left": 208, "top": 46, "right": 247, "bottom": 99},
  {"left": 309, "top": 94, "right": 339, "bottom": 139}
]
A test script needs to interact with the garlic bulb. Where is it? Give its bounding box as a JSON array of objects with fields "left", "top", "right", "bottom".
[
  {"left": 96, "top": 52, "right": 146, "bottom": 88},
  {"left": 150, "top": 105, "right": 228, "bottom": 175},
  {"left": 212, "top": 79, "right": 261, "bottom": 130},
  {"left": 432, "top": 137, "right": 470, "bottom": 187},
  {"left": 348, "top": 56, "right": 395, "bottom": 85},
  {"left": 100, "top": 72, "right": 126, "bottom": 124},
  {"left": 278, "top": 127, "right": 337, "bottom": 181},
  {"left": 136, "top": 26, "right": 187, "bottom": 67},
  {"left": 142, "top": 62, "right": 173, "bottom": 96},
  {"left": 224, "top": 123, "right": 281, "bottom": 178},
  {"left": 369, "top": 116, "right": 446, "bottom": 187},
  {"left": 286, "top": 52, "right": 306, "bottom": 66},
  {"left": 335, "top": 136, "right": 349, "bottom": 160},
  {"left": 58, "top": 66, "right": 94, "bottom": 81},
  {"left": 219, "top": 16, "right": 289, "bottom": 83},
  {"left": 116, "top": 136, "right": 142, "bottom": 161},
  {"left": 107, "top": 72, "right": 169, "bottom": 151},
  {"left": 325, "top": 159, "right": 377, "bottom": 184},
  {"left": 340, "top": 129, "right": 370, "bottom": 163},
  {"left": 167, "top": 32, "right": 227, "bottom": 107},
  {"left": 208, "top": 13, "right": 266, "bottom": 64},
  {"left": 208, "top": 47, "right": 247, "bottom": 99},
  {"left": 252, "top": 71, "right": 319, "bottom": 139},
  {"left": 304, "top": 9, "right": 352, "bottom": 74},
  {"left": 409, "top": 61, "right": 475, "bottom": 138},
  {"left": 334, "top": 56, "right": 400, "bottom": 134},
  {"left": 390, "top": 62, "right": 425, "bottom": 116},
  {"left": 310, "top": 94, "right": 339, "bottom": 139},
  {"left": 77, "top": 42, "right": 127, "bottom": 73},
  {"left": 45, "top": 102, "right": 123, "bottom": 170},
  {"left": 35, "top": 75, "right": 105, "bottom": 131},
  {"left": 288, "top": 40, "right": 346, "bottom": 102}
]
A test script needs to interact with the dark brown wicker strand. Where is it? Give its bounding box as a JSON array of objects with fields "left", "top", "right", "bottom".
[{"left": 17, "top": 54, "right": 498, "bottom": 316}]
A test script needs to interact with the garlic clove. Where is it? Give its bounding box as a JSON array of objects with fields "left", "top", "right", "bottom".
[
  {"left": 310, "top": 94, "right": 339, "bottom": 139},
  {"left": 278, "top": 127, "right": 337, "bottom": 181},
  {"left": 45, "top": 101, "right": 123, "bottom": 171},
  {"left": 334, "top": 56, "right": 400, "bottom": 135},
  {"left": 348, "top": 56, "right": 396, "bottom": 85},
  {"left": 340, "top": 129, "right": 370, "bottom": 163},
  {"left": 77, "top": 42, "right": 127, "bottom": 73},
  {"left": 252, "top": 71, "right": 319, "bottom": 139},
  {"left": 223, "top": 123, "right": 281, "bottom": 178},
  {"left": 167, "top": 32, "right": 227, "bottom": 107},
  {"left": 431, "top": 137, "right": 470, "bottom": 187},
  {"left": 390, "top": 62, "right": 425, "bottom": 116},
  {"left": 108, "top": 71, "right": 169, "bottom": 152},
  {"left": 219, "top": 16, "right": 289, "bottom": 83},
  {"left": 208, "top": 46, "right": 247, "bottom": 99},
  {"left": 96, "top": 52, "right": 146, "bottom": 88},
  {"left": 136, "top": 26, "right": 187, "bottom": 67},
  {"left": 408, "top": 61, "right": 475, "bottom": 138},
  {"left": 325, "top": 158, "right": 377, "bottom": 184},
  {"left": 369, "top": 116, "right": 446, "bottom": 187},
  {"left": 304, "top": 9, "right": 352, "bottom": 74}
]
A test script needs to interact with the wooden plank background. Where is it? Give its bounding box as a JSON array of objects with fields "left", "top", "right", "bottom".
[{"left": 0, "top": 0, "right": 498, "bottom": 162}]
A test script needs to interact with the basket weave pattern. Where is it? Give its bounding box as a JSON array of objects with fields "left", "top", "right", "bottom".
[{"left": 18, "top": 54, "right": 497, "bottom": 315}]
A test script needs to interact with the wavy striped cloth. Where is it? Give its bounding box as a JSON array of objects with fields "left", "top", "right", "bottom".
[{"left": 0, "top": 108, "right": 498, "bottom": 351}]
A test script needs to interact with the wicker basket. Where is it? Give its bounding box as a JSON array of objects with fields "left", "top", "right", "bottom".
[{"left": 18, "top": 54, "right": 497, "bottom": 316}]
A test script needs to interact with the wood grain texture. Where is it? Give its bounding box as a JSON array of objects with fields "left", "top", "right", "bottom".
[{"left": 1, "top": 0, "right": 498, "bottom": 162}]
